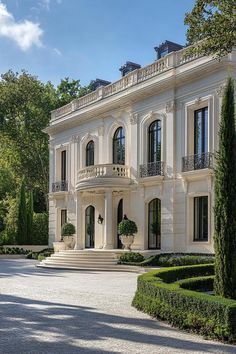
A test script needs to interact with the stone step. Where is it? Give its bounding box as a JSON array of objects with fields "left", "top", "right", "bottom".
[
  {"left": 56, "top": 253, "right": 117, "bottom": 259},
  {"left": 44, "top": 258, "right": 118, "bottom": 265},
  {"left": 38, "top": 261, "right": 140, "bottom": 273}
]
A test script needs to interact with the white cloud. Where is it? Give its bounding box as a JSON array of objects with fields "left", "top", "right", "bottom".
[
  {"left": 0, "top": 2, "right": 43, "bottom": 51},
  {"left": 53, "top": 47, "right": 61, "bottom": 56}
]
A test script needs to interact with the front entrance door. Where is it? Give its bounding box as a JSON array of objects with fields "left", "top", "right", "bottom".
[
  {"left": 117, "top": 199, "right": 123, "bottom": 249},
  {"left": 85, "top": 205, "right": 95, "bottom": 248}
]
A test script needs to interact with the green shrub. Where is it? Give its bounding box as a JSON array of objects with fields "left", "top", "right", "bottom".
[
  {"left": 138, "top": 253, "right": 214, "bottom": 267},
  {"left": 37, "top": 254, "right": 46, "bottom": 261},
  {"left": 132, "top": 264, "right": 236, "bottom": 342},
  {"left": 179, "top": 276, "right": 214, "bottom": 292},
  {"left": 26, "top": 248, "right": 53, "bottom": 260},
  {"left": 31, "top": 213, "right": 48, "bottom": 245},
  {"left": 119, "top": 252, "right": 144, "bottom": 264},
  {"left": 61, "top": 223, "right": 76, "bottom": 237},
  {"left": 118, "top": 219, "right": 138, "bottom": 236}
]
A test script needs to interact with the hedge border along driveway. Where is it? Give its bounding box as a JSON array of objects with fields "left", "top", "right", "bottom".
[{"left": 132, "top": 264, "right": 236, "bottom": 342}]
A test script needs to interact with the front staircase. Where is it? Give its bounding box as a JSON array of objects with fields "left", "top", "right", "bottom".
[{"left": 38, "top": 250, "right": 141, "bottom": 272}]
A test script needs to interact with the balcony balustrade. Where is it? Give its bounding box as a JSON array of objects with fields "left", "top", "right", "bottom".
[
  {"left": 77, "top": 164, "right": 130, "bottom": 181},
  {"left": 182, "top": 152, "right": 213, "bottom": 172},
  {"left": 139, "top": 161, "right": 165, "bottom": 178},
  {"left": 52, "top": 180, "right": 68, "bottom": 192}
]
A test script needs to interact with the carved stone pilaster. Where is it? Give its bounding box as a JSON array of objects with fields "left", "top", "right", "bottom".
[
  {"left": 130, "top": 113, "right": 139, "bottom": 125},
  {"left": 98, "top": 126, "right": 104, "bottom": 136},
  {"left": 216, "top": 84, "right": 226, "bottom": 97},
  {"left": 165, "top": 100, "right": 175, "bottom": 113}
]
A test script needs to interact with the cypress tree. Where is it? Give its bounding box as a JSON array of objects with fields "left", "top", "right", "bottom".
[
  {"left": 27, "top": 190, "right": 34, "bottom": 244},
  {"left": 214, "top": 77, "right": 236, "bottom": 299},
  {"left": 16, "top": 178, "right": 28, "bottom": 245}
]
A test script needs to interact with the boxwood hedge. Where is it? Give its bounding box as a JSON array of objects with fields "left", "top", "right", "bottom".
[{"left": 132, "top": 264, "right": 236, "bottom": 342}]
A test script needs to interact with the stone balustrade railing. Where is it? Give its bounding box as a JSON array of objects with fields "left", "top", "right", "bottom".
[
  {"left": 77, "top": 164, "right": 130, "bottom": 181},
  {"left": 51, "top": 46, "right": 203, "bottom": 121}
]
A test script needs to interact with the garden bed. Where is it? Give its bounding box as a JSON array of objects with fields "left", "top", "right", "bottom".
[{"left": 132, "top": 264, "right": 236, "bottom": 342}]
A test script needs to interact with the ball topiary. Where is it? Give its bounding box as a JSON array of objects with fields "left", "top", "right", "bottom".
[
  {"left": 118, "top": 218, "right": 138, "bottom": 236},
  {"left": 61, "top": 223, "right": 76, "bottom": 237}
]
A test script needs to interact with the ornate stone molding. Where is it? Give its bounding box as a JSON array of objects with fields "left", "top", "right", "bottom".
[
  {"left": 71, "top": 135, "right": 80, "bottom": 143},
  {"left": 130, "top": 113, "right": 139, "bottom": 125},
  {"left": 216, "top": 83, "right": 226, "bottom": 97},
  {"left": 165, "top": 100, "right": 175, "bottom": 113},
  {"left": 194, "top": 97, "right": 201, "bottom": 105},
  {"left": 81, "top": 133, "right": 93, "bottom": 143}
]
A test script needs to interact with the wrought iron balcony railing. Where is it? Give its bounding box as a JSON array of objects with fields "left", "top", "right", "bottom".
[
  {"left": 182, "top": 152, "right": 214, "bottom": 172},
  {"left": 139, "top": 161, "right": 165, "bottom": 178},
  {"left": 52, "top": 180, "right": 68, "bottom": 192}
]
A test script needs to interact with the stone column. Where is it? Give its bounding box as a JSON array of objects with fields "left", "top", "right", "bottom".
[
  {"left": 103, "top": 190, "right": 113, "bottom": 249},
  {"left": 75, "top": 192, "right": 83, "bottom": 249}
]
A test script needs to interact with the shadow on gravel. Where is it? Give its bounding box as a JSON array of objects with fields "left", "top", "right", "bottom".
[{"left": 0, "top": 293, "right": 235, "bottom": 354}]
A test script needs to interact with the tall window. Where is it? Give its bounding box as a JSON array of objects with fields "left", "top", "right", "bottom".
[
  {"left": 113, "top": 127, "right": 125, "bottom": 165},
  {"left": 148, "top": 120, "right": 161, "bottom": 163},
  {"left": 86, "top": 140, "right": 94, "bottom": 166},
  {"left": 148, "top": 198, "right": 161, "bottom": 249},
  {"left": 194, "top": 196, "right": 208, "bottom": 241},
  {"left": 61, "top": 150, "right": 66, "bottom": 181},
  {"left": 85, "top": 205, "right": 95, "bottom": 248},
  {"left": 194, "top": 107, "right": 208, "bottom": 155},
  {"left": 61, "top": 209, "right": 67, "bottom": 227}
]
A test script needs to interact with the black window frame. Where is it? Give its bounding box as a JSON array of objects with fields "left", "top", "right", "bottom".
[
  {"left": 193, "top": 196, "right": 208, "bottom": 242},
  {"left": 148, "top": 198, "right": 161, "bottom": 249},
  {"left": 194, "top": 107, "right": 208, "bottom": 155},
  {"left": 86, "top": 140, "right": 94, "bottom": 167},
  {"left": 148, "top": 120, "right": 161, "bottom": 163},
  {"left": 113, "top": 127, "right": 125, "bottom": 165},
  {"left": 61, "top": 209, "right": 67, "bottom": 228},
  {"left": 61, "top": 150, "right": 67, "bottom": 181}
]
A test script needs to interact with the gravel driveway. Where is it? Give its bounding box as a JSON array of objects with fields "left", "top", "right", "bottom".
[{"left": 0, "top": 259, "right": 235, "bottom": 354}]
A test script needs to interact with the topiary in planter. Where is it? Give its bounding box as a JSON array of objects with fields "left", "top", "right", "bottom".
[
  {"left": 118, "top": 217, "right": 138, "bottom": 251},
  {"left": 61, "top": 223, "right": 76, "bottom": 237}
]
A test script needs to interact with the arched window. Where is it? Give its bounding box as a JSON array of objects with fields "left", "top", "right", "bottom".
[
  {"left": 148, "top": 120, "right": 161, "bottom": 162},
  {"left": 85, "top": 205, "right": 95, "bottom": 248},
  {"left": 113, "top": 127, "right": 125, "bottom": 165},
  {"left": 86, "top": 140, "right": 94, "bottom": 166},
  {"left": 148, "top": 198, "right": 161, "bottom": 249}
]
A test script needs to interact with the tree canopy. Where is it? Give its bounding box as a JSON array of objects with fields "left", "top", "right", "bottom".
[{"left": 185, "top": 0, "right": 236, "bottom": 58}]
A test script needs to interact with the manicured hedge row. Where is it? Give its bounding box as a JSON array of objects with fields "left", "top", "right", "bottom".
[
  {"left": 179, "top": 275, "right": 214, "bottom": 292},
  {"left": 132, "top": 264, "right": 236, "bottom": 342}
]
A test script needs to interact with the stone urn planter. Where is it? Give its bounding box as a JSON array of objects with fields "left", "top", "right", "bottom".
[
  {"left": 119, "top": 235, "right": 134, "bottom": 251},
  {"left": 53, "top": 241, "right": 66, "bottom": 253},
  {"left": 118, "top": 215, "right": 138, "bottom": 251},
  {"left": 63, "top": 235, "right": 76, "bottom": 250},
  {"left": 61, "top": 223, "right": 76, "bottom": 250}
]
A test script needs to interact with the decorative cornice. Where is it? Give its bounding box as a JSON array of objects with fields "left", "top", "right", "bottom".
[{"left": 194, "top": 97, "right": 202, "bottom": 105}]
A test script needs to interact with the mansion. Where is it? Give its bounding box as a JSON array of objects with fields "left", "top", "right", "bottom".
[{"left": 45, "top": 41, "right": 236, "bottom": 254}]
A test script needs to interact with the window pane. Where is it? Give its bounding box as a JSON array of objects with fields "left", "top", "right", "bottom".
[
  {"left": 194, "top": 107, "right": 208, "bottom": 155},
  {"left": 194, "top": 196, "right": 208, "bottom": 241},
  {"left": 148, "top": 120, "right": 161, "bottom": 162},
  {"left": 113, "top": 127, "right": 125, "bottom": 165},
  {"left": 61, "top": 150, "right": 66, "bottom": 181},
  {"left": 148, "top": 198, "right": 161, "bottom": 249},
  {"left": 61, "top": 209, "right": 67, "bottom": 227},
  {"left": 86, "top": 141, "right": 94, "bottom": 166}
]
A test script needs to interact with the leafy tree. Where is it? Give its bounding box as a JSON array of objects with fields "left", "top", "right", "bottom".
[
  {"left": 56, "top": 77, "right": 92, "bottom": 106},
  {"left": 185, "top": 0, "right": 236, "bottom": 58},
  {"left": 214, "top": 77, "right": 236, "bottom": 299},
  {"left": 16, "top": 178, "right": 28, "bottom": 245}
]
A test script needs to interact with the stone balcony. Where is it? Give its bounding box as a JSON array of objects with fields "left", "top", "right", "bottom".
[{"left": 76, "top": 164, "right": 131, "bottom": 191}]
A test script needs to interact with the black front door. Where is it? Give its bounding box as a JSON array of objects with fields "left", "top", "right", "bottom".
[
  {"left": 85, "top": 205, "right": 95, "bottom": 248},
  {"left": 117, "top": 199, "right": 123, "bottom": 249}
]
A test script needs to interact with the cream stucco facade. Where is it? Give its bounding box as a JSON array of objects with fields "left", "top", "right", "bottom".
[{"left": 45, "top": 46, "right": 236, "bottom": 254}]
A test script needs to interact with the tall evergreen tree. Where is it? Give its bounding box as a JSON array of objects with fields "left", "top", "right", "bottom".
[
  {"left": 27, "top": 190, "right": 34, "bottom": 244},
  {"left": 16, "top": 178, "right": 28, "bottom": 245},
  {"left": 214, "top": 77, "right": 236, "bottom": 299}
]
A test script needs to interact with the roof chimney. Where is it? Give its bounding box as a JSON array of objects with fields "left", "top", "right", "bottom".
[
  {"left": 90, "top": 78, "right": 111, "bottom": 91},
  {"left": 119, "top": 61, "right": 141, "bottom": 77},
  {"left": 154, "top": 40, "right": 184, "bottom": 60}
]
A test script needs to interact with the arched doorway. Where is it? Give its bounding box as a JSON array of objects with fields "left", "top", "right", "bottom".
[
  {"left": 148, "top": 198, "right": 161, "bottom": 249},
  {"left": 117, "top": 199, "right": 123, "bottom": 249},
  {"left": 85, "top": 205, "right": 95, "bottom": 248}
]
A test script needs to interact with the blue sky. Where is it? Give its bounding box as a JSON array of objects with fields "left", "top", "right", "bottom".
[{"left": 0, "top": 0, "right": 196, "bottom": 87}]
